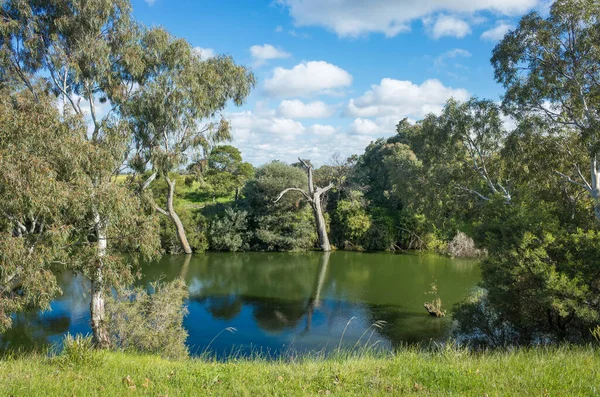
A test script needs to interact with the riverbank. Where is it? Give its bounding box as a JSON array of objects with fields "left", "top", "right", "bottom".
[{"left": 1, "top": 347, "right": 598, "bottom": 396}]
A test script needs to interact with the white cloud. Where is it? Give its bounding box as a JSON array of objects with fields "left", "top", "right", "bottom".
[
  {"left": 428, "top": 15, "right": 471, "bottom": 39},
  {"left": 279, "top": 0, "right": 539, "bottom": 38},
  {"left": 307, "top": 124, "right": 337, "bottom": 136},
  {"left": 226, "top": 108, "right": 375, "bottom": 166},
  {"left": 481, "top": 22, "right": 514, "bottom": 41},
  {"left": 275, "top": 26, "right": 284, "bottom": 32},
  {"left": 144, "top": 0, "right": 157, "bottom": 5},
  {"left": 346, "top": 78, "right": 470, "bottom": 119},
  {"left": 193, "top": 47, "right": 215, "bottom": 59},
  {"left": 277, "top": 100, "right": 334, "bottom": 119},
  {"left": 250, "top": 44, "right": 291, "bottom": 67},
  {"left": 349, "top": 118, "right": 381, "bottom": 135},
  {"left": 264, "top": 61, "right": 353, "bottom": 98},
  {"left": 434, "top": 48, "right": 472, "bottom": 68}
]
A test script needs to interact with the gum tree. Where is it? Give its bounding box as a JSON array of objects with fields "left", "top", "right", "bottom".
[
  {"left": 0, "top": 0, "right": 160, "bottom": 347},
  {"left": 492, "top": 0, "right": 600, "bottom": 218},
  {"left": 129, "top": 29, "right": 255, "bottom": 254}
]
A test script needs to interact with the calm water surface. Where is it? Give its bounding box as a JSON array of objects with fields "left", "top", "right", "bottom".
[{"left": 1, "top": 252, "right": 480, "bottom": 357}]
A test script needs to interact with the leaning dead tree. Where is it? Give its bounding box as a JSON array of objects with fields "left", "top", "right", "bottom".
[{"left": 275, "top": 158, "right": 334, "bottom": 251}]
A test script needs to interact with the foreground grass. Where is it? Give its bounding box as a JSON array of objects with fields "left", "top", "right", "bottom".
[{"left": 1, "top": 347, "right": 598, "bottom": 396}]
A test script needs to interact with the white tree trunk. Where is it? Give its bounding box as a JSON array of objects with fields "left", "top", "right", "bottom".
[
  {"left": 91, "top": 210, "right": 110, "bottom": 348},
  {"left": 312, "top": 194, "right": 331, "bottom": 252},
  {"left": 165, "top": 177, "right": 193, "bottom": 254},
  {"left": 275, "top": 158, "right": 334, "bottom": 252}
]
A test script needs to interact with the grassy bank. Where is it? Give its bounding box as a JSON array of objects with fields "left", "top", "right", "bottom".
[{"left": 1, "top": 347, "right": 598, "bottom": 396}]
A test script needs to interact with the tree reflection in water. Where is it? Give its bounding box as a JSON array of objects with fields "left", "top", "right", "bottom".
[{"left": 1, "top": 252, "right": 480, "bottom": 357}]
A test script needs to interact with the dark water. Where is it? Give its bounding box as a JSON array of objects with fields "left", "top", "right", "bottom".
[{"left": 1, "top": 252, "right": 480, "bottom": 357}]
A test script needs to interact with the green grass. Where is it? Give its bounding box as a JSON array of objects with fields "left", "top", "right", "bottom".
[{"left": 1, "top": 346, "right": 598, "bottom": 396}]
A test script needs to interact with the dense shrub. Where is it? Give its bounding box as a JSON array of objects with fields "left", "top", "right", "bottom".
[
  {"left": 209, "top": 208, "right": 251, "bottom": 252},
  {"left": 106, "top": 279, "right": 189, "bottom": 359},
  {"left": 454, "top": 201, "right": 600, "bottom": 346},
  {"left": 242, "top": 162, "right": 317, "bottom": 251},
  {"left": 331, "top": 191, "right": 371, "bottom": 250}
]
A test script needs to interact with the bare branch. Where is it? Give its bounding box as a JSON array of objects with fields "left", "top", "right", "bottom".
[
  {"left": 274, "top": 187, "right": 311, "bottom": 203},
  {"left": 297, "top": 157, "right": 312, "bottom": 170},
  {"left": 456, "top": 186, "right": 491, "bottom": 201},
  {"left": 555, "top": 170, "right": 592, "bottom": 193},
  {"left": 141, "top": 172, "right": 158, "bottom": 191},
  {"left": 316, "top": 183, "right": 334, "bottom": 195},
  {"left": 155, "top": 205, "right": 169, "bottom": 217}
]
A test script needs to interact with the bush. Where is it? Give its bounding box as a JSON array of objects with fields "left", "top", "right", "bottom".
[
  {"left": 447, "top": 232, "right": 486, "bottom": 258},
  {"left": 243, "top": 161, "right": 317, "bottom": 251},
  {"left": 453, "top": 288, "right": 519, "bottom": 348},
  {"left": 209, "top": 208, "right": 251, "bottom": 252},
  {"left": 252, "top": 209, "right": 316, "bottom": 251},
  {"left": 58, "top": 334, "right": 96, "bottom": 366},
  {"left": 331, "top": 192, "right": 371, "bottom": 249},
  {"left": 106, "top": 279, "right": 189, "bottom": 359}
]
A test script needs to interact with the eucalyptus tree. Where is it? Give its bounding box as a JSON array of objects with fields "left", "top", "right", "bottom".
[
  {"left": 492, "top": 0, "right": 600, "bottom": 218},
  {"left": 204, "top": 145, "right": 254, "bottom": 202},
  {"left": 0, "top": 0, "right": 160, "bottom": 347},
  {"left": 129, "top": 28, "right": 255, "bottom": 254},
  {"left": 0, "top": 89, "right": 79, "bottom": 332},
  {"left": 275, "top": 158, "right": 334, "bottom": 251},
  {"left": 399, "top": 99, "right": 511, "bottom": 205}
]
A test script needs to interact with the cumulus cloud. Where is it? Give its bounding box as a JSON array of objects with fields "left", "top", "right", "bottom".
[
  {"left": 144, "top": 0, "right": 157, "bottom": 5},
  {"left": 279, "top": 0, "right": 539, "bottom": 37},
  {"left": 277, "top": 100, "right": 334, "bottom": 119},
  {"left": 264, "top": 61, "right": 353, "bottom": 98},
  {"left": 346, "top": 78, "right": 470, "bottom": 119},
  {"left": 250, "top": 44, "right": 291, "bottom": 67},
  {"left": 227, "top": 109, "right": 351, "bottom": 165},
  {"left": 428, "top": 15, "right": 471, "bottom": 39},
  {"left": 349, "top": 118, "right": 382, "bottom": 135},
  {"left": 481, "top": 22, "right": 514, "bottom": 41},
  {"left": 193, "top": 47, "right": 216, "bottom": 59}
]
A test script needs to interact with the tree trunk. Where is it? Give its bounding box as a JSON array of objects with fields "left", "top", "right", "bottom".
[
  {"left": 312, "top": 195, "right": 331, "bottom": 252},
  {"left": 91, "top": 211, "right": 110, "bottom": 348},
  {"left": 165, "top": 177, "right": 193, "bottom": 254},
  {"left": 274, "top": 158, "right": 334, "bottom": 252}
]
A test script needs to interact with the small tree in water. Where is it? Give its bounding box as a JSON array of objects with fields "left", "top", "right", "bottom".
[{"left": 424, "top": 281, "right": 446, "bottom": 318}]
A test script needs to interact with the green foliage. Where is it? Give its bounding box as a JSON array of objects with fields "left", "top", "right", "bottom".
[
  {"left": 331, "top": 191, "right": 371, "bottom": 249},
  {"left": 242, "top": 161, "right": 316, "bottom": 251},
  {"left": 461, "top": 200, "right": 600, "bottom": 345},
  {"left": 106, "top": 279, "right": 189, "bottom": 359},
  {"left": 209, "top": 208, "right": 251, "bottom": 252}
]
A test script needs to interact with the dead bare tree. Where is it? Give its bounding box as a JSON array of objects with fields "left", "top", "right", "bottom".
[{"left": 275, "top": 158, "right": 334, "bottom": 251}]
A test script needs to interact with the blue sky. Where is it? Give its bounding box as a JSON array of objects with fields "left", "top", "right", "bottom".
[{"left": 130, "top": 0, "right": 550, "bottom": 166}]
